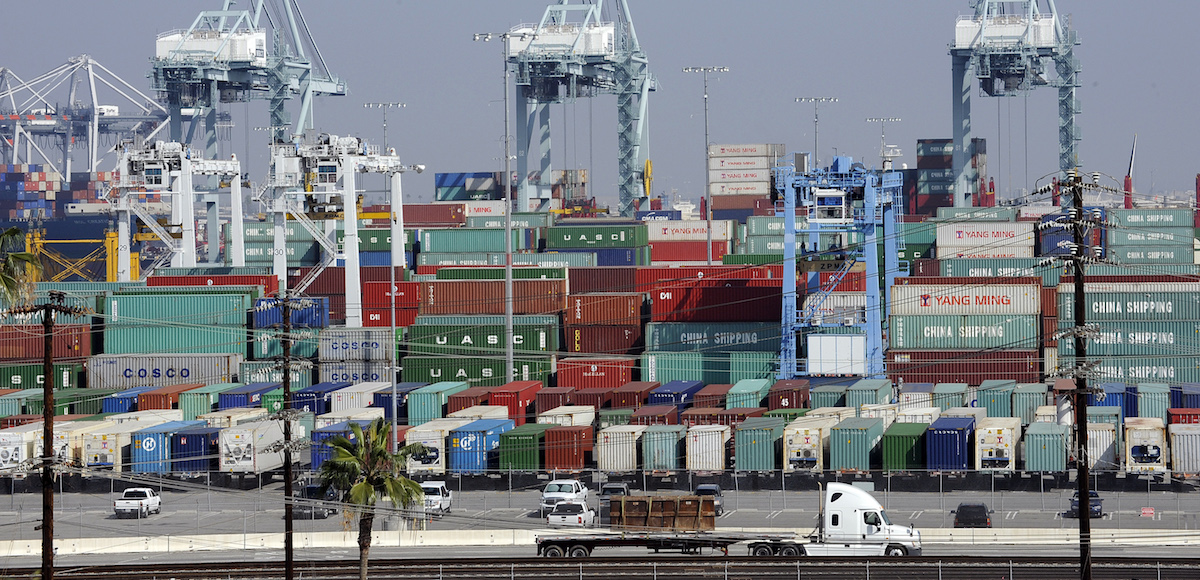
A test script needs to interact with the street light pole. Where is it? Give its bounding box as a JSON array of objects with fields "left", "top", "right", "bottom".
[
  {"left": 865, "top": 117, "right": 901, "bottom": 168},
  {"left": 363, "top": 102, "right": 407, "bottom": 151},
  {"left": 683, "top": 66, "right": 728, "bottom": 265},
  {"left": 795, "top": 97, "right": 838, "bottom": 168}
]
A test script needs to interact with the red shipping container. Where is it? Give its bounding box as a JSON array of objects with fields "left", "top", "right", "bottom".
[
  {"left": 910, "top": 259, "right": 939, "bottom": 277},
  {"left": 571, "top": 387, "right": 614, "bottom": 410},
  {"left": 908, "top": 193, "right": 953, "bottom": 216},
  {"left": 563, "top": 325, "right": 643, "bottom": 355},
  {"left": 363, "top": 308, "right": 418, "bottom": 327},
  {"left": 147, "top": 275, "right": 279, "bottom": 294},
  {"left": 291, "top": 267, "right": 407, "bottom": 295},
  {"left": 1058, "top": 275, "right": 1200, "bottom": 284},
  {"left": 565, "top": 292, "right": 644, "bottom": 326},
  {"left": 418, "top": 280, "right": 568, "bottom": 315},
  {"left": 650, "top": 282, "right": 784, "bottom": 322},
  {"left": 768, "top": 380, "right": 810, "bottom": 410},
  {"left": 894, "top": 276, "right": 1042, "bottom": 287},
  {"left": 693, "top": 384, "right": 733, "bottom": 408},
  {"left": 137, "top": 382, "right": 205, "bottom": 410},
  {"left": 715, "top": 407, "right": 767, "bottom": 427},
  {"left": 556, "top": 356, "right": 637, "bottom": 390},
  {"left": 447, "top": 386, "right": 495, "bottom": 413},
  {"left": 403, "top": 203, "right": 467, "bottom": 226},
  {"left": 568, "top": 266, "right": 638, "bottom": 294},
  {"left": 544, "top": 425, "right": 594, "bottom": 472},
  {"left": 887, "top": 350, "right": 1041, "bottom": 385},
  {"left": 0, "top": 324, "right": 91, "bottom": 360},
  {"left": 648, "top": 240, "right": 730, "bottom": 262},
  {"left": 1042, "top": 316, "right": 1058, "bottom": 348},
  {"left": 710, "top": 194, "right": 763, "bottom": 210},
  {"left": 631, "top": 404, "right": 679, "bottom": 426},
  {"left": 612, "top": 381, "right": 660, "bottom": 409},
  {"left": 363, "top": 281, "right": 420, "bottom": 309},
  {"left": 818, "top": 271, "right": 867, "bottom": 292},
  {"left": 1168, "top": 409, "right": 1200, "bottom": 425},
  {"left": 634, "top": 265, "right": 775, "bottom": 292},
  {"left": 536, "top": 387, "right": 574, "bottom": 415},
  {"left": 489, "top": 380, "right": 543, "bottom": 426},
  {"left": 1040, "top": 287, "right": 1057, "bottom": 317},
  {"left": 680, "top": 407, "right": 722, "bottom": 427}
]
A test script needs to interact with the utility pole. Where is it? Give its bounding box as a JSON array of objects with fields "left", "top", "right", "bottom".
[
  {"left": 280, "top": 292, "right": 294, "bottom": 580},
  {"left": 1068, "top": 170, "right": 1092, "bottom": 580}
]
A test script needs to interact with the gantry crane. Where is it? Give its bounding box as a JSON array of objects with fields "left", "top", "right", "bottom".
[
  {"left": 150, "top": 0, "right": 347, "bottom": 156},
  {"left": 773, "top": 155, "right": 904, "bottom": 379},
  {"left": 950, "top": 0, "right": 1079, "bottom": 206},
  {"left": 507, "top": 0, "right": 655, "bottom": 216}
]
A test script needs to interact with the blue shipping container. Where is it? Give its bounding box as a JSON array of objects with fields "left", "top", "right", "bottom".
[
  {"left": 219, "top": 382, "right": 281, "bottom": 410},
  {"left": 291, "top": 381, "right": 353, "bottom": 415},
  {"left": 926, "top": 417, "right": 975, "bottom": 471},
  {"left": 712, "top": 209, "right": 754, "bottom": 223},
  {"left": 648, "top": 380, "right": 705, "bottom": 412},
  {"left": 337, "top": 251, "right": 414, "bottom": 267},
  {"left": 310, "top": 420, "right": 375, "bottom": 472},
  {"left": 448, "top": 418, "right": 515, "bottom": 474},
  {"left": 553, "top": 248, "right": 639, "bottom": 266},
  {"left": 252, "top": 297, "right": 331, "bottom": 329},
  {"left": 101, "top": 386, "right": 159, "bottom": 414},
  {"left": 373, "top": 382, "right": 429, "bottom": 420},
  {"left": 635, "top": 210, "right": 682, "bottom": 221},
  {"left": 1180, "top": 384, "right": 1200, "bottom": 409},
  {"left": 131, "top": 420, "right": 205, "bottom": 474},
  {"left": 171, "top": 426, "right": 222, "bottom": 472},
  {"left": 1088, "top": 383, "right": 1129, "bottom": 421}
]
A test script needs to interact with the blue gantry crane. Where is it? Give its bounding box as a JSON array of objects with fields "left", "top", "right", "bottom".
[
  {"left": 507, "top": 0, "right": 656, "bottom": 216},
  {"left": 950, "top": 0, "right": 1079, "bottom": 206},
  {"left": 773, "top": 155, "right": 904, "bottom": 380}
]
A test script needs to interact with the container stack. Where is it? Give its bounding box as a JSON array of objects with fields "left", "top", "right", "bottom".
[
  {"left": 543, "top": 223, "right": 651, "bottom": 266},
  {"left": 1106, "top": 208, "right": 1195, "bottom": 266},
  {"left": 646, "top": 220, "right": 734, "bottom": 263},
  {"left": 911, "top": 138, "right": 986, "bottom": 215},
  {"left": 0, "top": 164, "right": 64, "bottom": 219},
  {"left": 707, "top": 143, "right": 785, "bottom": 223},
  {"left": 402, "top": 313, "right": 558, "bottom": 387}
]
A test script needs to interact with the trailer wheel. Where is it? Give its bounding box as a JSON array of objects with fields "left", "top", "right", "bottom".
[
  {"left": 779, "top": 545, "right": 802, "bottom": 557},
  {"left": 568, "top": 545, "right": 591, "bottom": 558},
  {"left": 751, "top": 544, "right": 775, "bottom": 557},
  {"left": 885, "top": 545, "right": 907, "bottom": 557},
  {"left": 542, "top": 544, "right": 565, "bottom": 558}
]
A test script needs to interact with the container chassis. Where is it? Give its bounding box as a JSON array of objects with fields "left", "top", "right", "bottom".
[{"left": 535, "top": 532, "right": 807, "bottom": 558}]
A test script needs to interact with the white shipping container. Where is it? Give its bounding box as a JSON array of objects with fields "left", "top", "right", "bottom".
[
  {"left": 645, "top": 220, "right": 734, "bottom": 241},
  {"left": 536, "top": 405, "right": 596, "bottom": 427},
  {"left": 319, "top": 327, "right": 394, "bottom": 362},
  {"left": 42, "top": 421, "right": 116, "bottom": 464},
  {"left": 807, "top": 334, "right": 866, "bottom": 375},
  {"left": 0, "top": 423, "right": 44, "bottom": 470},
  {"left": 315, "top": 407, "right": 385, "bottom": 430},
  {"left": 707, "top": 144, "right": 786, "bottom": 157},
  {"left": 899, "top": 391, "right": 933, "bottom": 411},
  {"left": 1034, "top": 405, "right": 1058, "bottom": 423},
  {"left": 686, "top": 424, "right": 731, "bottom": 472},
  {"left": 709, "top": 182, "right": 771, "bottom": 196},
  {"left": 88, "top": 353, "right": 243, "bottom": 390},
  {"left": 1124, "top": 417, "right": 1168, "bottom": 475},
  {"left": 1088, "top": 423, "right": 1118, "bottom": 471},
  {"left": 802, "top": 292, "right": 866, "bottom": 325},
  {"left": 220, "top": 419, "right": 299, "bottom": 474},
  {"left": 891, "top": 283, "right": 1040, "bottom": 315},
  {"left": 975, "top": 417, "right": 1021, "bottom": 472},
  {"left": 329, "top": 381, "right": 391, "bottom": 413},
  {"left": 525, "top": 197, "right": 563, "bottom": 213},
  {"left": 1169, "top": 424, "right": 1200, "bottom": 475},
  {"left": 708, "top": 156, "right": 771, "bottom": 170},
  {"left": 935, "top": 221, "right": 1035, "bottom": 247},
  {"left": 199, "top": 408, "right": 269, "bottom": 429},
  {"left": 1056, "top": 282, "right": 1200, "bottom": 295},
  {"left": 447, "top": 405, "right": 509, "bottom": 421},
  {"left": 936, "top": 246, "right": 1036, "bottom": 259},
  {"left": 709, "top": 169, "right": 772, "bottom": 183},
  {"left": 859, "top": 403, "right": 899, "bottom": 430},
  {"left": 108, "top": 410, "right": 184, "bottom": 424},
  {"left": 782, "top": 417, "right": 839, "bottom": 473},
  {"left": 896, "top": 406, "right": 941, "bottom": 424},
  {"left": 405, "top": 418, "right": 472, "bottom": 475},
  {"left": 81, "top": 421, "right": 165, "bottom": 470},
  {"left": 320, "top": 361, "right": 391, "bottom": 384},
  {"left": 596, "top": 425, "right": 647, "bottom": 473},
  {"left": 806, "top": 407, "right": 858, "bottom": 422},
  {"left": 433, "top": 200, "right": 506, "bottom": 217},
  {"left": 943, "top": 407, "right": 987, "bottom": 422}
]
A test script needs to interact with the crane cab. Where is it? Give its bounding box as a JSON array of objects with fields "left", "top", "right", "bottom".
[{"left": 810, "top": 188, "right": 853, "bottom": 224}]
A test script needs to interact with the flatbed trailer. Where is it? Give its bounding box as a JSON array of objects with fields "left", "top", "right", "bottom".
[{"left": 535, "top": 532, "right": 804, "bottom": 558}]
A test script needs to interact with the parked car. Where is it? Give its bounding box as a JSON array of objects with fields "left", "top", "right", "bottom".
[
  {"left": 420, "top": 481, "right": 453, "bottom": 516},
  {"left": 113, "top": 488, "right": 161, "bottom": 518},
  {"left": 295, "top": 484, "right": 338, "bottom": 519},
  {"left": 540, "top": 479, "right": 589, "bottom": 516},
  {"left": 546, "top": 501, "right": 596, "bottom": 528},
  {"left": 694, "top": 483, "right": 724, "bottom": 516},
  {"left": 951, "top": 502, "right": 993, "bottom": 528},
  {"left": 1069, "top": 490, "right": 1103, "bottom": 518}
]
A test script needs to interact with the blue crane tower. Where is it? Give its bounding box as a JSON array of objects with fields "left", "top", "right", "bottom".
[
  {"left": 950, "top": 0, "right": 1079, "bottom": 206},
  {"left": 773, "top": 155, "right": 904, "bottom": 380},
  {"left": 150, "top": 0, "right": 346, "bottom": 155},
  {"left": 507, "top": 0, "right": 656, "bottom": 216}
]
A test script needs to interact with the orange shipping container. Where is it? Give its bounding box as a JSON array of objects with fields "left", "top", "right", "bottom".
[
  {"left": 418, "top": 279, "right": 568, "bottom": 315},
  {"left": 544, "top": 425, "right": 594, "bottom": 472},
  {"left": 565, "top": 292, "right": 644, "bottom": 326},
  {"left": 137, "top": 382, "right": 206, "bottom": 410}
]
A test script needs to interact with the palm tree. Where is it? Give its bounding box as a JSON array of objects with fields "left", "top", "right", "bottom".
[
  {"left": 318, "top": 418, "right": 426, "bottom": 580},
  {"left": 0, "top": 226, "right": 40, "bottom": 307}
]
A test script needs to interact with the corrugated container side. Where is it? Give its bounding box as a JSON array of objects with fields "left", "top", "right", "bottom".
[
  {"left": 888, "top": 351, "right": 1041, "bottom": 385},
  {"left": 647, "top": 380, "right": 704, "bottom": 412},
  {"left": 570, "top": 388, "right": 613, "bottom": 410},
  {"left": 612, "top": 381, "right": 660, "bottom": 409},
  {"left": 372, "top": 383, "right": 428, "bottom": 420},
  {"left": 1024, "top": 422, "right": 1070, "bottom": 472},
  {"left": 446, "top": 386, "right": 495, "bottom": 414},
  {"left": 809, "top": 384, "right": 849, "bottom": 409},
  {"left": 556, "top": 357, "right": 637, "bottom": 389},
  {"left": 733, "top": 417, "right": 784, "bottom": 472},
  {"left": 889, "top": 315, "right": 1040, "bottom": 350},
  {"left": 847, "top": 379, "right": 892, "bottom": 408},
  {"left": 1169, "top": 424, "right": 1200, "bottom": 475},
  {"left": 497, "top": 423, "right": 552, "bottom": 471},
  {"left": 137, "top": 383, "right": 206, "bottom": 411},
  {"left": 565, "top": 292, "right": 644, "bottom": 326},
  {"left": 317, "top": 327, "right": 394, "bottom": 361},
  {"left": 768, "top": 380, "right": 810, "bottom": 410},
  {"left": 87, "top": 354, "right": 243, "bottom": 390},
  {"left": 407, "top": 382, "right": 471, "bottom": 426},
  {"left": 977, "top": 380, "right": 1015, "bottom": 419},
  {"left": 829, "top": 417, "right": 884, "bottom": 472},
  {"left": 1012, "top": 383, "right": 1048, "bottom": 425},
  {"left": 726, "top": 379, "right": 772, "bottom": 409},
  {"left": 641, "top": 425, "right": 687, "bottom": 471},
  {"left": 1135, "top": 383, "right": 1170, "bottom": 424},
  {"left": 680, "top": 407, "right": 722, "bottom": 427},
  {"left": 179, "top": 383, "right": 240, "bottom": 420},
  {"left": 562, "top": 325, "right": 643, "bottom": 355},
  {"left": 890, "top": 282, "right": 1040, "bottom": 316},
  {"left": 926, "top": 417, "right": 975, "bottom": 471},
  {"left": 631, "top": 405, "right": 680, "bottom": 426},
  {"left": 596, "top": 425, "right": 647, "bottom": 472},
  {"left": 535, "top": 387, "right": 574, "bottom": 415},
  {"left": 544, "top": 425, "right": 594, "bottom": 472},
  {"left": 685, "top": 425, "right": 731, "bottom": 471},
  {"left": 694, "top": 384, "right": 733, "bottom": 408},
  {"left": 881, "top": 422, "right": 929, "bottom": 471},
  {"left": 418, "top": 280, "right": 568, "bottom": 315},
  {"left": 489, "top": 381, "right": 543, "bottom": 425},
  {"left": 448, "top": 419, "right": 515, "bottom": 474},
  {"left": 1087, "top": 423, "right": 1119, "bottom": 471}
]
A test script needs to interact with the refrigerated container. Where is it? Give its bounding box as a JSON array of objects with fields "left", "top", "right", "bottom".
[
  {"left": 0, "top": 422, "right": 45, "bottom": 470},
  {"left": 198, "top": 408, "right": 268, "bottom": 428},
  {"left": 220, "top": 419, "right": 300, "bottom": 473},
  {"left": 782, "top": 416, "right": 838, "bottom": 473},
  {"left": 405, "top": 418, "right": 473, "bottom": 475},
  {"left": 974, "top": 417, "right": 1021, "bottom": 472},
  {"left": 315, "top": 407, "right": 385, "bottom": 430},
  {"left": 1125, "top": 417, "right": 1168, "bottom": 475},
  {"left": 805, "top": 407, "right": 857, "bottom": 422},
  {"left": 896, "top": 407, "right": 941, "bottom": 424}
]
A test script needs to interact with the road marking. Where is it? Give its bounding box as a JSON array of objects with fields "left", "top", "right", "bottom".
[
  {"left": 766, "top": 510, "right": 783, "bottom": 519},
  {"left": 1005, "top": 511, "right": 1019, "bottom": 520},
  {"left": 910, "top": 511, "right": 923, "bottom": 519}
]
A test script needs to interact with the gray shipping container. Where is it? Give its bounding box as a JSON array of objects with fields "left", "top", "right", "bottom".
[
  {"left": 318, "top": 327, "right": 396, "bottom": 361},
  {"left": 87, "top": 354, "right": 243, "bottom": 390}
]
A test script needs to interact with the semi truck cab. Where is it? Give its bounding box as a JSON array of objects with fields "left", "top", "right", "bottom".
[{"left": 812, "top": 482, "right": 921, "bottom": 556}]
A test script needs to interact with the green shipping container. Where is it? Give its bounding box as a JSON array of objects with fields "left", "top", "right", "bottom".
[
  {"left": 434, "top": 267, "right": 567, "bottom": 281},
  {"left": 733, "top": 417, "right": 785, "bottom": 472},
  {"left": 641, "top": 351, "right": 729, "bottom": 385},
  {"left": 1057, "top": 292, "right": 1200, "bottom": 322},
  {"left": 764, "top": 408, "right": 810, "bottom": 421},
  {"left": 1060, "top": 355, "right": 1200, "bottom": 384},
  {"left": 645, "top": 322, "right": 782, "bottom": 353},
  {"left": 722, "top": 253, "right": 783, "bottom": 266},
  {"left": 26, "top": 388, "right": 120, "bottom": 416},
  {"left": 1056, "top": 321, "right": 1200, "bottom": 357},
  {"left": 939, "top": 258, "right": 1061, "bottom": 287},
  {"left": 847, "top": 379, "right": 892, "bottom": 408},
  {"left": 642, "top": 424, "right": 687, "bottom": 472},
  {"left": 881, "top": 422, "right": 929, "bottom": 471},
  {"left": 933, "top": 207, "right": 1017, "bottom": 222},
  {"left": 239, "top": 362, "right": 314, "bottom": 390},
  {"left": 745, "top": 216, "right": 806, "bottom": 236},
  {"left": 103, "top": 326, "right": 248, "bottom": 356},
  {"left": 544, "top": 225, "right": 649, "bottom": 249},
  {"left": 400, "top": 356, "right": 554, "bottom": 388},
  {"left": 810, "top": 384, "right": 848, "bottom": 408},
  {"left": 728, "top": 352, "right": 776, "bottom": 382},
  {"left": 497, "top": 423, "right": 553, "bottom": 471},
  {"left": 104, "top": 293, "right": 253, "bottom": 325},
  {"left": 261, "top": 388, "right": 285, "bottom": 413},
  {"left": 889, "top": 315, "right": 1039, "bottom": 351},
  {"left": 407, "top": 323, "right": 559, "bottom": 355},
  {"left": 1107, "top": 227, "right": 1193, "bottom": 247},
  {"left": 514, "top": 252, "right": 597, "bottom": 268},
  {"left": 407, "top": 381, "right": 471, "bottom": 426},
  {"left": 1135, "top": 383, "right": 1170, "bottom": 424},
  {"left": 180, "top": 383, "right": 241, "bottom": 420},
  {"left": 726, "top": 379, "right": 772, "bottom": 409},
  {"left": 233, "top": 241, "right": 321, "bottom": 265},
  {"left": 152, "top": 267, "right": 270, "bottom": 277},
  {"left": 467, "top": 212, "right": 555, "bottom": 229},
  {"left": 932, "top": 383, "right": 967, "bottom": 411},
  {"left": 599, "top": 408, "right": 634, "bottom": 430},
  {"left": 1073, "top": 263, "right": 1200, "bottom": 277},
  {"left": 420, "top": 229, "right": 532, "bottom": 253},
  {"left": 978, "top": 380, "right": 1015, "bottom": 418},
  {"left": 249, "top": 328, "right": 320, "bottom": 360},
  {"left": 0, "top": 363, "right": 84, "bottom": 390},
  {"left": 830, "top": 417, "right": 885, "bottom": 472},
  {"left": 1108, "top": 208, "right": 1195, "bottom": 227},
  {"left": 0, "top": 390, "right": 41, "bottom": 415},
  {"left": 1012, "top": 383, "right": 1048, "bottom": 425},
  {"left": 899, "top": 221, "right": 939, "bottom": 245},
  {"left": 336, "top": 228, "right": 416, "bottom": 251},
  {"left": 1023, "top": 422, "right": 1070, "bottom": 472},
  {"left": 1109, "top": 247, "right": 1193, "bottom": 264}
]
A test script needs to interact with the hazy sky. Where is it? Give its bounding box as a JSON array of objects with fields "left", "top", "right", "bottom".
[{"left": 4, "top": 1, "right": 1198, "bottom": 209}]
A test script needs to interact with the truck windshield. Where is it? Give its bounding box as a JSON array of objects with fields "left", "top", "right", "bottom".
[{"left": 878, "top": 510, "right": 892, "bottom": 525}]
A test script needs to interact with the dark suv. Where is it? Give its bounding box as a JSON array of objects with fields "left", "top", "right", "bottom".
[
  {"left": 1069, "top": 490, "right": 1102, "bottom": 518},
  {"left": 695, "top": 484, "right": 724, "bottom": 516},
  {"left": 952, "top": 502, "right": 993, "bottom": 528}
]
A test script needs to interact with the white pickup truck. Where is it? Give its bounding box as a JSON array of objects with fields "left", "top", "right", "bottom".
[
  {"left": 546, "top": 501, "right": 596, "bottom": 528},
  {"left": 114, "top": 488, "right": 161, "bottom": 518}
]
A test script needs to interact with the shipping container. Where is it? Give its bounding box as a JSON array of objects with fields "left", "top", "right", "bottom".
[
  {"left": 897, "top": 406, "right": 941, "bottom": 425},
  {"left": 888, "top": 350, "right": 1041, "bottom": 385},
  {"left": 1009, "top": 382, "right": 1047, "bottom": 425},
  {"left": 407, "top": 381, "right": 471, "bottom": 426},
  {"left": 977, "top": 380, "right": 1015, "bottom": 419},
  {"left": 314, "top": 407, "right": 384, "bottom": 430},
  {"left": 727, "top": 351, "right": 776, "bottom": 383},
  {"left": 974, "top": 417, "right": 1021, "bottom": 471},
  {"left": 0, "top": 363, "right": 83, "bottom": 390},
  {"left": 101, "top": 386, "right": 158, "bottom": 414},
  {"left": 545, "top": 225, "right": 649, "bottom": 249},
  {"left": 930, "top": 383, "right": 968, "bottom": 411},
  {"left": 686, "top": 424, "right": 731, "bottom": 472},
  {"left": 487, "top": 381, "right": 542, "bottom": 425},
  {"left": 889, "top": 314, "right": 1039, "bottom": 351},
  {"left": 170, "top": 426, "right": 222, "bottom": 473},
  {"left": 1125, "top": 417, "right": 1168, "bottom": 474},
  {"left": 556, "top": 356, "right": 637, "bottom": 389},
  {"left": 87, "top": 354, "right": 242, "bottom": 390},
  {"left": 417, "top": 279, "right": 568, "bottom": 315},
  {"left": 630, "top": 405, "right": 679, "bottom": 426},
  {"left": 1136, "top": 383, "right": 1171, "bottom": 424},
  {"left": 643, "top": 321, "right": 781, "bottom": 353},
  {"left": 135, "top": 383, "right": 204, "bottom": 411},
  {"left": 599, "top": 408, "right": 634, "bottom": 429},
  {"left": 939, "top": 257, "right": 1061, "bottom": 287},
  {"left": 1169, "top": 423, "right": 1200, "bottom": 476},
  {"left": 328, "top": 382, "right": 391, "bottom": 413},
  {"left": 252, "top": 297, "right": 329, "bottom": 329},
  {"left": 693, "top": 384, "right": 733, "bottom": 408},
  {"left": 310, "top": 420, "right": 380, "bottom": 472},
  {"left": 649, "top": 283, "right": 783, "bottom": 323},
  {"left": 537, "top": 405, "right": 598, "bottom": 428},
  {"left": 809, "top": 383, "right": 848, "bottom": 409},
  {"left": 782, "top": 416, "right": 839, "bottom": 473},
  {"left": 400, "top": 355, "right": 554, "bottom": 387},
  {"left": 372, "top": 382, "right": 428, "bottom": 420},
  {"left": 1169, "top": 408, "right": 1200, "bottom": 425},
  {"left": 1110, "top": 247, "right": 1194, "bottom": 264},
  {"left": 647, "top": 380, "right": 704, "bottom": 412},
  {"left": 898, "top": 382, "right": 934, "bottom": 410},
  {"left": 545, "top": 425, "right": 594, "bottom": 472},
  {"left": 407, "top": 321, "right": 560, "bottom": 356},
  {"left": 570, "top": 387, "right": 614, "bottom": 410},
  {"left": 1087, "top": 422, "right": 1119, "bottom": 471},
  {"left": 829, "top": 417, "right": 884, "bottom": 472},
  {"left": 498, "top": 423, "right": 554, "bottom": 471},
  {"left": 562, "top": 325, "right": 643, "bottom": 355},
  {"left": 80, "top": 420, "right": 159, "bottom": 470},
  {"left": 733, "top": 417, "right": 785, "bottom": 472},
  {"left": 765, "top": 380, "right": 809, "bottom": 410},
  {"left": 926, "top": 417, "right": 975, "bottom": 471},
  {"left": 807, "top": 335, "right": 867, "bottom": 376},
  {"left": 130, "top": 420, "right": 206, "bottom": 473},
  {"left": 890, "top": 280, "right": 1040, "bottom": 316},
  {"left": 219, "top": 419, "right": 299, "bottom": 473},
  {"left": 535, "top": 386, "right": 574, "bottom": 415},
  {"left": 1088, "top": 382, "right": 1130, "bottom": 421},
  {"left": 218, "top": 382, "right": 280, "bottom": 410},
  {"left": 0, "top": 324, "right": 91, "bottom": 360},
  {"left": 447, "top": 405, "right": 510, "bottom": 421},
  {"left": 404, "top": 417, "right": 472, "bottom": 475},
  {"left": 1056, "top": 320, "right": 1200, "bottom": 357},
  {"left": 680, "top": 407, "right": 722, "bottom": 427},
  {"left": 290, "top": 382, "right": 353, "bottom": 415},
  {"left": 1023, "top": 422, "right": 1070, "bottom": 472},
  {"left": 878, "top": 421, "right": 928, "bottom": 472},
  {"left": 565, "top": 293, "right": 644, "bottom": 326},
  {"left": 198, "top": 408, "right": 269, "bottom": 429},
  {"left": 609, "top": 381, "right": 659, "bottom": 410},
  {"left": 641, "top": 424, "right": 687, "bottom": 472},
  {"left": 724, "top": 378, "right": 770, "bottom": 409},
  {"left": 847, "top": 379, "right": 892, "bottom": 408},
  {"left": 448, "top": 418, "right": 515, "bottom": 474},
  {"left": 596, "top": 424, "right": 647, "bottom": 472}
]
